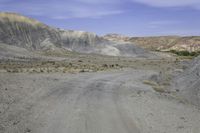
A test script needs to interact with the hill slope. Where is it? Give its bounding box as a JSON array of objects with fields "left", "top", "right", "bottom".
[
  {"left": 0, "top": 12, "right": 101, "bottom": 51},
  {"left": 104, "top": 34, "right": 200, "bottom": 52},
  {"left": 0, "top": 12, "right": 155, "bottom": 58}
]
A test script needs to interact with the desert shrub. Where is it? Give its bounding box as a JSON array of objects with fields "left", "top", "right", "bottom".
[
  {"left": 102, "top": 64, "right": 108, "bottom": 68},
  {"left": 6, "top": 69, "right": 12, "bottom": 72},
  {"left": 11, "top": 69, "right": 19, "bottom": 73}
]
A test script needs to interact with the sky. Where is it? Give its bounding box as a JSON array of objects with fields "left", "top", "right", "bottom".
[{"left": 0, "top": 0, "right": 200, "bottom": 36}]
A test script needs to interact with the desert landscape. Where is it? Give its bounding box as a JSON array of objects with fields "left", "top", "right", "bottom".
[{"left": 0, "top": 12, "right": 200, "bottom": 133}]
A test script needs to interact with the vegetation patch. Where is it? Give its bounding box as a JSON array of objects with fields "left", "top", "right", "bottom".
[{"left": 169, "top": 50, "right": 200, "bottom": 57}]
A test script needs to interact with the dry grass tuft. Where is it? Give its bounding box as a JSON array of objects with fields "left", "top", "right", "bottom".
[
  {"left": 0, "top": 12, "right": 43, "bottom": 26},
  {"left": 143, "top": 80, "right": 158, "bottom": 86},
  {"left": 152, "top": 85, "right": 165, "bottom": 93},
  {"left": 143, "top": 80, "right": 166, "bottom": 93}
]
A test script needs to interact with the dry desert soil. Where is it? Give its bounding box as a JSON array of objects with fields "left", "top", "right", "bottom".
[{"left": 0, "top": 53, "right": 200, "bottom": 133}]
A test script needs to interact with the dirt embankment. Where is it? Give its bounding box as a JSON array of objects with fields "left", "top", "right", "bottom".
[{"left": 172, "top": 56, "right": 200, "bottom": 107}]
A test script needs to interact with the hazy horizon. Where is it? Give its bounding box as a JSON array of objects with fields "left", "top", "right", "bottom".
[{"left": 0, "top": 0, "right": 200, "bottom": 36}]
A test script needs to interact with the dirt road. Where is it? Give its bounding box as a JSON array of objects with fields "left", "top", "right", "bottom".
[{"left": 0, "top": 70, "right": 200, "bottom": 133}]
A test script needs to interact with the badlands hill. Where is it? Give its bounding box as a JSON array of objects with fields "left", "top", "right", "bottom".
[
  {"left": 0, "top": 12, "right": 155, "bottom": 58},
  {"left": 0, "top": 12, "right": 101, "bottom": 51},
  {"left": 104, "top": 34, "right": 200, "bottom": 52}
]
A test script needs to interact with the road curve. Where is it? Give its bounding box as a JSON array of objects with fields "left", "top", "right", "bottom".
[
  {"left": 29, "top": 70, "right": 144, "bottom": 133},
  {"left": 1, "top": 70, "right": 200, "bottom": 133}
]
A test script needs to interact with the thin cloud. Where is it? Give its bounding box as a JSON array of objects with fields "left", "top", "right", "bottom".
[
  {"left": 0, "top": 0, "right": 125, "bottom": 19},
  {"left": 148, "top": 20, "right": 180, "bottom": 29},
  {"left": 51, "top": 10, "right": 124, "bottom": 19},
  {"left": 149, "top": 20, "right": 180, "bottom": 25},
  {"left": 75, "top": 0, "right": 122, "bottom": 4},
  {"left": 131, "top": 0, "right": 200, "bottom": 8}
]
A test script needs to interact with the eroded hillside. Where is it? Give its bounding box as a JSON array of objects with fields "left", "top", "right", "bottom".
[
  {"left": 104, "top": 34, "right": 200, "bottom": 52},
  {"left": 0, "top": 12, "right": 157, "bottom": 58}
]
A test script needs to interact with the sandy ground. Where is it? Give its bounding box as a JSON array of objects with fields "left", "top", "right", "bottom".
[{"left": 0, "top": 69, "right": 200, "bottom": 133}]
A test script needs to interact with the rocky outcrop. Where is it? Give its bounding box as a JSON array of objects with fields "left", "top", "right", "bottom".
[
  {"left": 104, "top": 34, "right": 130, "bottom": 42},
  {"left": 59, "top": 30, "right": 102, "bottom": 52}
]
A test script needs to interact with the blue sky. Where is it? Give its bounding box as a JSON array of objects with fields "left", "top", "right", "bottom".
[{"left": 0, "top": 0, "right": 200, "bottom": 36}]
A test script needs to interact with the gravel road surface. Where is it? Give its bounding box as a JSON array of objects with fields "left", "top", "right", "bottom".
[{"left": 0, "top": 70, "right": 200, "bottom": 133}]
